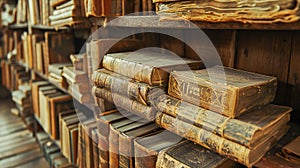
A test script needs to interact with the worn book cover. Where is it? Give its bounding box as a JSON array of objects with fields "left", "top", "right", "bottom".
[
  {"left": 168, "top": 65, "right": 277, "bottom": 117},
  {"left": 109, "top": 116, "right": 145, "bottom": 168},
  {"left": 92, "top": 69, "right": 165, "bottom": 106},
  {"left": 93, "top": 87, "right": 157, "bottom": 121},
  {"left": 103, "top": 50, "right": 203, "bottom": 86},
  {"left": 156, "top": 112, "right": 289, "bottom": 167},
  {"left": 134, "top": 130, "right": 182, "bottom": 168},
  {"left": 156, "top": 140, "right": 236, "bottom": 168},
  {"left": 151, "top": 92, "right": 291, "bottom": 148},
  {"left": 96, "top": 109, "right": 128, "bottom": 168},
  {"left": 119, "top": 123, "right": 160, "bottom": 168}
]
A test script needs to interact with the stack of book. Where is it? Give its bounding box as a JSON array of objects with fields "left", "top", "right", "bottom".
[
  {"left": 1, "top": 61, "right": 30, "bottom": 91},
  {"left": 83, "top": 0, "right": 155, "bottom": 17},
  {"left": 50, "top": 0, "right": 87, "bottom": 27},
  {"left": 91, "top": 50, "right": 203, "bottom": 167},
  {"left": 152, "top": 65, "right": 292, "bottom": 167},
  {"left": 154, "top": 0, "right": 300, "bottom": 23},
  {"left": 92, "top": 50, "right": 203, "bottom": 120},
  {"left": 48, "top": 63, "right": 72, "bottom": 89},
  {"left": 12, "top": 83, "right": 32, "bottom": 117},
  {"left": 70, "top": 53, "right": 87, "bottom": 73},
  {"left": 62, "top": 65, "right": 91, "bottom": 104}
]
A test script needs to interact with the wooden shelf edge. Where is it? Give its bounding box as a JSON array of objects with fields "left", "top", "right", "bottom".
[{"left": 103, "top": 15, "right": 300, "bottom": 30}]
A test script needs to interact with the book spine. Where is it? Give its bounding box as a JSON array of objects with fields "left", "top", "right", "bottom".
[
  {"left": 97, "top": 119, "right": 110, "bottom": 168},
  {"left": 102, "top": 54, "right": 155, "bottom": 85},
  {"left": 155, "top": 112, "right": 251, "bottom": 166},
  {"left": 119, "top": 136, "right": 133, "bottom": 168},
  {"left": 134, "top": 141, "right": 158, "bottom": 168},
  {"left": 93, "top": 87, "right": 157, "bottom": 121},
  {"left": 168, "top": 72, "right": 236, "bottom": 117},
  {"left": 92, "top": 70, "right": 160, "bottom": 106},
  {"left": 153, "top": 93, "right": 257, "bottom": 147},
  {"left": 109, "top": 125, "right": 119, "bottom": 168}
]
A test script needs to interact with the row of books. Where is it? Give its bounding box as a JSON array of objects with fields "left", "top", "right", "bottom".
[
  {"left": 7, "top": 0, "right": 156, "bottom": 27},
  {"left": 91, "top": 49, "right": 292, "bottom": 167},
  {"left": 12, "top": 83, "right": 32, "bottom": 117},
  {"left": 1, "top": 60, "right": 30, "bottom": 91},
  {"left": 155, "top": 0, "right": 300, "bottom": 23}
]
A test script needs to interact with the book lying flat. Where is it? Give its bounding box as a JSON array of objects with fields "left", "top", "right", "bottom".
[
  {"left": 168, "top": 65, "right": 277, "bottom": 117},
  {"left": 151, "top": 93, "right": 291, "bottom": 148},
  {"left": 102, "top": 50, "right": 203, "bottom": 86}
]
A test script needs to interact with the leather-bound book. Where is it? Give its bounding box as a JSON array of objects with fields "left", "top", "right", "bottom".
[
  {"left": 93, "top": 87, "right": 157, "bottom": 121},
  {"left": 152, "top": 93, "right": 291, "bottom": 148},
  {"left": 88, "top": 39, "right": 144, "bottom": 80},
  {"left": 156, "top": 140, "right": 236, "bottom": 168},
  {"left": 134, "top": 130, "right": 182, "bottom": 168},
  {"left": 102, "top": 50, "right": 203, "bottom": 86},
  {"left": 118, "top": 123, "right": 160, "bottom": 168},
  {"left": 168, "top": 65, "right": 277, "bottom": 117},
  {"left": 109, "top": 116, "right": 146, "bottom": 168},
  {"left": 96, "top": 109, "right": 129, "bottom": 168},
  {"left": 49, "top": 94, "right": 74, "bottom": 139},
  {"left": 92, "top": 69, "right": 164, "bottom": 106},
  {"left": 155, "top": 112, "right": 289, "bottom": 167},
  {"left": 31, "top": 81, "right": 51, "bottom": 117}
]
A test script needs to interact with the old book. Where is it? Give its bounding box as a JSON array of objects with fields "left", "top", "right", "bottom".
[
  {"left": 28, "top": 0, "right": 40, "bottom": 25},
  {"left": 91, "top": 129, "right": 99, "bottom": 168},
  {"left": 96, "top": 110, "right": 129, "bottom": 168},
  {"left": 93, "top": 87, "right": 157, "bottom": 121},
  {"left": 155, "top": 112, "right": 289, "bottom": 167},
  {"left": 83, "top": 121, "right": 98, "bottom": 168},
  {"left": 62, "top": 66, "right": 88, "bottom": 82},
  {"left": 151, "top": 93, "right": 291, "bottom": 148},
  {"left": 85, "top": 0, "right": 102, "bottom": 16},
  {"left": 31, "top": 81, "right": 51, "bottom": 117},
  {"left": 134, "top": 130, "right": 182, "bottom": 168},
  {"left": 44, "top": 32, "right": 75, "bottom": 75},
  {"left": 68, "top": 86, "right": 91, "bottom": 104},
  {"left": 12, "top": 90, "right": 30, "bottom": 105},
  {"left": 50, "top": 16, "right": 83, "bottom": 27},
  {"left": 155, "top": 0, "right": 300, "bottom": 24},
  {"left": 31, "top": 34, "right": 44, "bottom": 71},
  {"left": 109, "top": 116, "right": 144, "bottom": 168},
  {"left": 49, "top": 63, "right": 72, "bottom": 76},
  {"left": 70, "top": 53, "right": 87, "bottom": 72},
  {"left": 103, "top": 50, "right": 203, "bottom": 86},
  {"left": 36, "top": 42, "right": 45, "bottom": 73},
  {"left": 88, "top": 39, "right": 145, "bottom": 80},
  {"left": 40, "top": 90, "right": 63, "bottom": 134},
  {"left": 49, "top": 94, "right": 74, "bottom": 139},
  {"left": 168, "top": 65, "right": 277, "bottom": 117},
  {"left": 156, "top": 140, "right": 236, "bottom": 168},
  {"left": 281, "top": 136, "right": 300, "bottom": 164},
  {"left": 119, "top": 123, "right": 160, "bottom": 168},
  {"left": 122, "top": 0, "right": 134, "bottom": 15},
  {"left": 92, "top": 69, "right": 164, "bottom": 106},
  {"left": 49, "top": 9, "right": 82, "bottom": 21}
]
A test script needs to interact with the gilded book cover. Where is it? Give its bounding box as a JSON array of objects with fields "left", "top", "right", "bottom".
[
  {"left": 102, "top": 50, "right": 203, "bottom": 86},
  {"left": 168, "top": 65, "right": 277, "bottom": 117},
  {"left": 151, "top": 92, "right": 291, "bottom": 148}
]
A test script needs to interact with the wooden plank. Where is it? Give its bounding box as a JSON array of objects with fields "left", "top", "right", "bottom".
[
  {"left": 203, "top": 30, "right": 236, "bottom": 67},
  {"left": 105, "top": 15, "right": 300, "bottom": 30},
  {"left": 235, "top": 30, "right": 292, "bottom": 105},
  {"left": 16, "top": 157, "right": 50, "bottom": 168},
  {"left": 0, "top": 129, "right": 31, "bottom": 142},
  {"left": 0, "top": 141, "right": 39, "bottom": 160},
  {"left": 0, "top": 124, "right": 26, "bottom": 137},
  {"left": 0, "top": 148, "right": 43, "bottom": 168},
  {"left": 287, "top": 31, "right": 300, "bottom": 121}
]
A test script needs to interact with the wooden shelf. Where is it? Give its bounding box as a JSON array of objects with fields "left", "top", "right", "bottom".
[
  {"left": 9, "top": 23, "right": 28, "bottom": 29},
  {"left": 34, "top": 114, "right": 61, "bottom": 148},
  {"left": 103, "top": 15, "right": 300, "bottom": 30},
  {"left": 31, "top": 24, "right": 69, "bottom": 31}
]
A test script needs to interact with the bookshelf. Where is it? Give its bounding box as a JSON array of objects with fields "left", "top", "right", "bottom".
[{"left": 1, "top": 0, "right": 300, "bottom": 168}]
